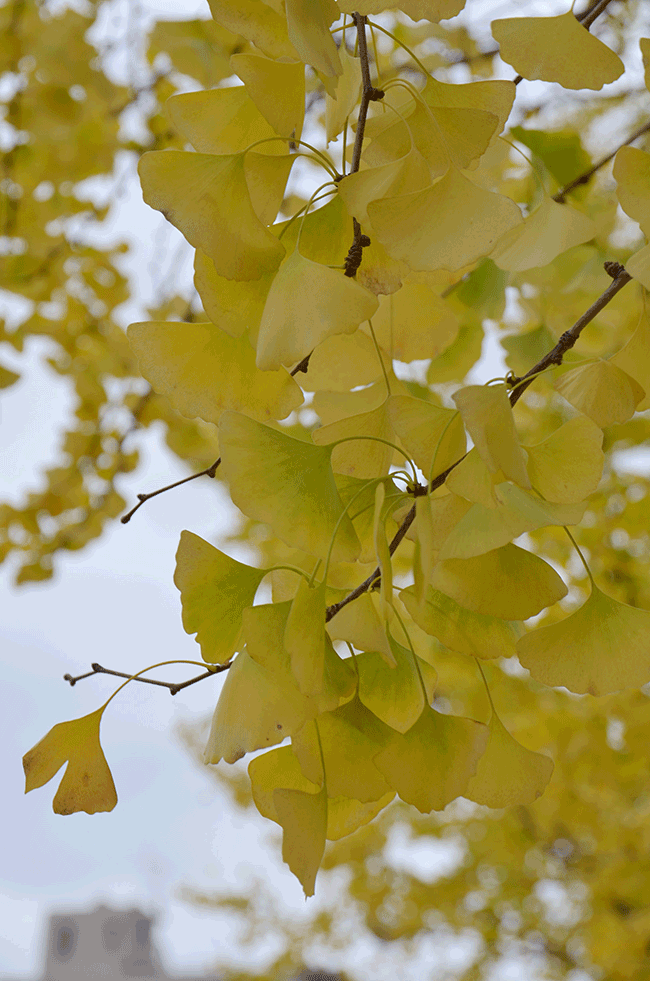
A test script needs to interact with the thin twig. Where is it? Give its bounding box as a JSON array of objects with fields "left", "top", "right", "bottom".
[
  {"left": 350, "top": 13, "right": 385, "bottom": 178},
  {"left": 63, "top": 661, "right": 230, "bottom": 695},
  {"left": 325, "top": 263, "right": 633, "bottom": 623},
  {"left": 121, "top": 458, "right": 221, "bottom": 524},
  {"left": 554, "top": 119, "right": 650, "bottom": 203}
]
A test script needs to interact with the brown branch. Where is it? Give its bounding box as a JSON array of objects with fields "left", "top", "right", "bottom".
[
  {"left": 325, "top": 262, "right": 633, "bottom": 624},
  {"left": 350, "top": 13, "right": 385, "bottom": 178},
  {"left": 121, "top": 458, "right": 221, "bottom": 524},
  {"left": 63, "top": 661, "right": 230, "bottom": 695},
  {"left": 554, "top": 119, "right": 650, "bottom": 203}
]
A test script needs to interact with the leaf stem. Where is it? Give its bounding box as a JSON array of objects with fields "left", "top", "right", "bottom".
[{"left": 563, "top": 526, "right": 595, "bottom": 585}]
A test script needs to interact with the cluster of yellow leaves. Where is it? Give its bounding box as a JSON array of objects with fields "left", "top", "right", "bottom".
[{"left": 20, "top": 0, "right": 650, "bottom": 903}]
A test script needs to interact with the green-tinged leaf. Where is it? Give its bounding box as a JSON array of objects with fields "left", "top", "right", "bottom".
[
  {"left": 355, "top": 630, "right": 426, "bottom": 733},
  {"left": 492, "top": 12, "right": 624, "bottom": 90},
  {"left": 335, "top": 472, "right": 403, "bottom": 566},
  {"left": 517, "top": 585, "right": 650, "bottom": 695},
  {"left": 512, "top": 125, "right": 592, "bottom": 187},
  {"left": 525, "top": 415, "right": 604, "bottom": 503},
  {"left": 465, "top": 710, "right": 554, "bottom": 807},
  {"left": 230, "top": 52, "right": 304, "bottom": 141},
  {"left": 174, "top": 531, "right": 266, "bottom": 664},
  {"left": 401, "top": 584, "right": 523, "bottom": 659},
  {"left": 374, "top": 705, "right": 488, "bottom": 813},
  {"left": 219, "top": 411, "right": 361, "bottom": 563},
  {"left": 452, "top": 383, "right": 530, "bottom": 487},
  {"left": 555, "top": 360, "right": 645, "bottom": 428},
  {"left": 23, "top": 708, "right": 117, "bottom": 815},
  {"left": 127, "top": 321, "right": 302, "bottom": 424},
  {"left": 387, "top": 395, "right": 466, "bottom": 479},
  {"left": 430, "top": 544, "right": 567, "bottom": 621}
]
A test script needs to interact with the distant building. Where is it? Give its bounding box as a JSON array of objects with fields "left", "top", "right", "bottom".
[{"left": 8, "top": 905, "right": 343, "bottom": 981}]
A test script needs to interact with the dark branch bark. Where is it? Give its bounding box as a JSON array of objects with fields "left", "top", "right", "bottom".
[{"left": 63, "top": 660, "right": 229, "bottom": 695}]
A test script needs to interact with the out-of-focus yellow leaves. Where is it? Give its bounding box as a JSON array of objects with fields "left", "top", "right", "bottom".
[
  {"left": 452, "top": 383, "right": 530, "bottom": 488},
  {"left": 555, "top": 360, "right": 644, "bottom": 429},
  {"left": 465, "top": 709, "right": 554, "bottom": 807},
  {"left": 138, "top": 151, "right": 289, "bottom": 280},
  {"left": 491, "top": 198, "right": 596, "bottom": 272},
  {"left": 491, "top": 12, "right": 624, "bottom": 90},
  {"left": 517, "top": 586, "right": 650, "bottom": 695},
  {"left": 285, "top": 0, "right": 342, "bottom": 77},
  {"left": 326, "top": 45, "right": 361, "bottom": 144},
  {"left": 374, "top": 705, "right": 487, "bottom": 813},
  {"left": 610, "top": 313, "right": 650, "bottom": 411},
  {"left": 207, "top": 0, "right": 297, "bottom": 60},
  {"left": 641, "top": 37, "right": 650, "bottom": 88},
  {"left": 369, "top": 168, "right": 522, "bottom": 273},
  {"left": 230, "top": 53, "right": 305, "bottom": 141},
  {"left": 255, "top": 246, "right": 378, "bottom": 370},
  {"left": 613, "top": 147, "right": 650, "bottom": 237},
  {"left": 387, "top": 396, "right": 466, "bottom": 480},
  {"left": 525, "top": 415, "right": 604, "bottom": 503},
  {"left": 174, "top": 531, "right": 266, "bottom": 664},
  {"left": 219, "top": 412, "right": 361, "bottom": 563},
  {"left": 430, "top": 544, "right": 567, "bottom": 621},
  {"left": 127, "top": 321, "right": 302, "bottom": 424},
  {"left": 23, "top": 708, "right": 117, "bottom": 815},
  {"left": 401, "top": 584, "right": 523, "bottom": 659}
]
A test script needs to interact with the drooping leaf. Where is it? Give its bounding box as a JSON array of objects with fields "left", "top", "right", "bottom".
[
  {"left": 430, "top": 544, "right": 567, "bottom": 621},
  {"left": 193, "top": 250, "right": 274, "bottom": 341},
  {"left": 325, "top": 589, "right": 396, "bottom": 667},
  {"left": 23, "top": 708, "right": 117, "bottom": 815},
  {"left": 374, "top": 705, "right": 488, "bottom": 813},
  {"left": 127, "top": 321, "right": 302, "bottom": 424},
  {"left": 230, "top": 52, "right": 305, "bottom": 141},
  {"left": 355, "top": 630, "right": 426, "bottom": 733},
  {"left": 174, "top": 531, "right": 266, "bottom": 664},
  {"left": 325, "top": 45, "right": 361, "bottom": 144},
  {"left": 285, "top": 0, "right": 342, "bottom": 77},
  {"left": 274, "top": 784, "right": 328, "bottom": 896},
  {"left": 218, "top": 411, "right": 361, "bottom": 563},
  {"left": 613, "top": 146, "right": 650, "bottom": 237},
  {"left": 401, "top": 584, "right": 523, "bottom": 660},
  {"left": 452, "top": 383, "right": 530, "bottom": 488},
  {"left": 525, "top": 415, "right": 604, "bottom": 503},
  {"left": 491, "top": 197, "right": 596, "bottom": 272},
  {"left": 284, "top": 578, "right": 327, "bottom": 697},
  {"left": 465, "top": 710, "right": 554, "bottom": 807},
  {"left": 555, "top": 360, "right": 645, "bottom": 429},
  {"left": 491, "top": 12, "right": 624, "bottom": 90},
  {"left": 517, "top": 585, "right": 650, "bottom": 696},
  {"left": 610, "top": 313, "right": 650, "bottom": 411},
  {"left": 446, "top": 447, "right": 500, "bottom": 509}
]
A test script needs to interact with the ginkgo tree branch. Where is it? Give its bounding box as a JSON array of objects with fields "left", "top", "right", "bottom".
[
  {"left": 554, "top": 118, "right": 650, "bottom": 203},
  {"left": 325, "top": 261, "right": 633, "bottom": 623},
  {"left": 63, "top": 660, "right": 230, "bottom": 695},
  {"left": 120, "top": 458, "right": 222, "bottom": 524}
]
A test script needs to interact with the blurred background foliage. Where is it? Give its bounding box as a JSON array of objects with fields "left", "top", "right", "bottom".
[{"left": 2, "top": 0, "right": 650, "bottom": 978}]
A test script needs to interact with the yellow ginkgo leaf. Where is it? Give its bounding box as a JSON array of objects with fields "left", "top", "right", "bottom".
[
  {"left": 230, "top": 52, "right": 304, "bottom": 141},
  {"left": 173, "top": 531, "right": 266, "bottom": 664},
  {"left": 301, "top": 330, "right": 383, "bottom": 392},
  {"left": 613, "top": 146, "right": 650, "bottom": 238},
  {"left": 465, "top": 710, "right": 554, "bottom": 808},
  {"left": 256, "top": 246, "right": 379, "bottom": 370},
  {"left": 326, "top": 45, "right": 361, "bottom": 144},
  {"left": 274, "top": 784, "right": 328, "bottom": 896},
  {"left": 369, "top": 168, "right": 522, "bottom": 273},
  {"left": 626, "top": 242, "right": 650, "bottom": 291},
  {"left": 438, "top": 483, "right": 585, "bottom": 561},
  {"left": 517, "top": 585, "right": 650, "bottom": 695},
  {"left": 413, "top": 494, "right": 436, "bottom": 606},
  {"left": 641, "top": 37, "right": 650, "bottom": 89},
  {"left": 452, "top": 383, "right": 530, "bottom": 488},
  {"left": 369, "top": 283, "right": 459, "bottom": 362},
  {"left": 244, "top": 151, "right": 299, "bottom": 225},
  {"left": 338, "top": 0, "right": 464, "bottom": 20},
  {"left": 374, "top": 482, "right": 393, "bottom": 621},
  {"left": 355, "top": 630, "right": 425, "bottom": 733},
  {"left": 387, "top": 395, "right": 466, "bottom": 480},
  {"left": 284, "top": 578, "right": 327, "bottom": 697},
  {"left": 204, "top": 650, "right": 314, "bottom": 764},
  {"left": 285, "top": 0, "right": 342, "bottom": 77},
  {"left": 555, "top": 360, "right": 645, "bottom": 429},
  {"left": 491, "top": 11, "right": 624, "bottom": 90},
  {"left": 325, "top": 589, "right": 396, "bottom": 666},
  {"left": 406, "top": 492, "right": 472, "bottom": 550},
  {"left": 138, "top": 151, "right": 286, "bottom": 281},
  {"left": 491, "top": 197, "right": 596, "bottom": 272},
  {"left": 219, "top": 411, "right": 361, "bottom": 563},
  {"left": 207, "top": 0, "right": 297, "bottom": 60},
  {"left": 525, "top": 415, "right": 604, "bottom": 503},
  {"left": 313, "top": 379, "right": 389, "bottom": 424},
  {"left": 23, "top": 708, "right": 117, "bottom": 815},
  {"left": 193, "top": 250, "right": 274, "bottom": 341},
  {"left": 401, "top": 585, "right": 523, "bottom": 660},
  {"left": 166, "top": 87, "right": 283, "bottom": 155},
  {"left": 611, "top": 313, "right": 650, "bottom": 411},
  {"left": 312, "top": 398, "right": 395, "bottom": 480},
  {"left": 421, "top": 76, "right": 515, "bottom": 142},
  {"left": 127, "top": 321, "right": 302, "bottom": 425},
  {"left": 446, "top": 447, "right": 500, "bottom": 509},
  {"left": 374, "top": 705, "right": 487, "bottom": 813},
  {"left": 430, "top": 544, "right": 567, "bottom": 621},
  {"left": 336, "top": 472, "right": 403, "bottom": 565},
  {"left": 339, "top": 146, "right": 431, "bottom": 226}
]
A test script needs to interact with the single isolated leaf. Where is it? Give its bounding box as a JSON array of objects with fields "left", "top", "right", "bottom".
[
  {"left": 465, "top": 710, "right": 554, "bottom": 807},
  {"left": 491, "top": 197, "right": 596, "bottom": 272},
  {"left": 275, "top": 785, "right": 327, "bottom": 896},
  {"left": 256, "top": 246, "right": 379, "bottom": 371},
  {"left": 326, "top": 45, "right": 361, "bottom": 144},
  {"left": 369, "top": 167, "right": 522, "bottom": 273},
  {"left": 219, "top": 411, "right": 361, "bottom": 563},
  {"left": 492, "top": 12, "right": 624, "bottom": 90},
  {"left": 525, "top": 415, "right": 604, "bottom": 503},
  {"left": 230, "top": 52, "right": 305, "bottom": 140},
  {"left": 430, "top": 544, "right": 567, "bottom": 621},
  {"left": 610, "top": 313, "right": 650, "bottom": 411},
  {"left": 401, "top": 584, "right": 523, "bottom": 660},
  {"left": 23, "top": 707, "right": 117, "bottom": 815},
  {"left": 127, "top": 321, "right": 302, "bottom": 424},
  {"left": 138, "top": 151, "right": 287, "bottom": 280},
  {"left": 452, "top": 383, "right": 530, "bottom": 488},
  {"left": 174, "top": 531, "right": 266, "bottom": 664},
  {"left": 613, "top": 146, "right": 650, "bottom": 238},
  {"left": 207, "top": 0, "right": 297, "bottom": 60},
  {"left": 387, "top": 395, "right": 466, "bottom": 480},
  {"left": 555, "top": 360, "right": 645, "bottom": 428},
  {"left": 355, "top": 630, "right": 425, "bottom": 733},
  {"left": 374, "top": 705, "right": 488, "bottom": 813},
  {"left": 285, "top": 0, "right": 342, "bottom": 77},
  {"left": 517, "top": 585, "right": 650, "bottom": 695}
]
